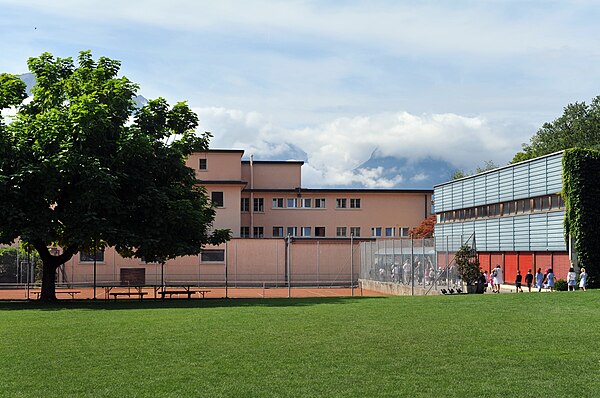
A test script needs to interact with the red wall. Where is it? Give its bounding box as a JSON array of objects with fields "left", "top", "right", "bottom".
[
  {"left": 476, "top": 251, "right": 569, "bottom": 285},
  {"left": 504, "top": 252, "right": 518, "bottom": 284}
]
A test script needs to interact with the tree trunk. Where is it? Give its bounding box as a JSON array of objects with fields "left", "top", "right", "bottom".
[
  {"left": 40, "top": 260, "right": 58, "bottom": 301},
  {"left": 32, "top": 241, "right": 78, "bottom": 302}
]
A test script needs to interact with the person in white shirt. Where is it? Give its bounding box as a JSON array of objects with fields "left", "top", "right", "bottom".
[
  {"left": 579, "top": 267, "right": 587, "bottom": 291},
  {"left": 493, "top": 265, "right": 503, "bottom": 293},
  {"left": 567, "top": 267, "right": 577, "bottom": 291}
]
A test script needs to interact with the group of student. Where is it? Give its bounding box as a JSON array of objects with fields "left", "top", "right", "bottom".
[{"left": 486, "top": 265, "right": 587, "bottom": 293}]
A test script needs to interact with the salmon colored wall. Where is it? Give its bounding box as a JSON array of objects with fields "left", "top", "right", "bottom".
[
  {"left": 204, "top": 185, "right": 242, "bottom": 234},
  {"left": 242, "top": 162, "right": 302, "bottom": 189},
  {"left": 242, "top": 191, "right": 431, "bottom": 238},
  {"left": 63, "top": 239, "right": 360, "bottom": 285},
  {"left": 186, "top": 151, "right": 244, "bottom": 181}
]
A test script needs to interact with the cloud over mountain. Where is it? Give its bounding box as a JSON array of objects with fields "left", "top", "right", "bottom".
[{"left": 195, "top": 106, "right": 525, "bottom": 188}]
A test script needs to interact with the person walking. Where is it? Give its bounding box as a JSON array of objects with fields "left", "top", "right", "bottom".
[
  {"left": 579, "top": 267, "right": 587, "bottom": 291},
  {"left": 515, "top": 270, "right": 523, "bottom": 292},
  {"left": 493, "top": 264, "right": 503, "bottom": 293},
  {"left": 546, "top": 269, "right": 555, "bottom": 292},
  {"left": 536, "top": 268, "right": 545, "bottom": 292},
  {"left": 567, "top": 267, "right": 577, "bottom": 291},
  {"left": 525, "top": 269, "right": 534, "bottom": 292}
]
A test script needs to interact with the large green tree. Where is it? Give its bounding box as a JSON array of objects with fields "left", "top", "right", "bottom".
[
  {"left": 512, "top": 96, "right": 600, "bottom": 163},
  {"left": 0, "top": 51, "right": 230, "bottom": 301}
]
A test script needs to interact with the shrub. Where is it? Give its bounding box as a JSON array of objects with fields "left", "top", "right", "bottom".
[
  {"left": 554, "top": 278, "right": 568, "bottom": 291},
  {"left": 455, "top": 244, "right": 480, "bottom": 285}
]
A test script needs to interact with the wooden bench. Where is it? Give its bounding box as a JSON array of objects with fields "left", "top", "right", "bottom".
[
  {"left": 159, "top": 289, "right": 211, "bottom": 300},
  {"left": 110, "top": 291, "right": 148, "bottom": 301},
  {"left": 30, "top": 290, "right": 81, "bottom": 300}
]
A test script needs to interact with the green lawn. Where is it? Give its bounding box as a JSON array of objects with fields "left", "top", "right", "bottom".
[{"left": 1, "top": 292, "right": 599, "bottom": 397}]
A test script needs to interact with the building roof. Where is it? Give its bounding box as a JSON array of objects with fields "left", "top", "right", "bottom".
[
  {"left": 433, "top": 150, "right": 565, "bottom": 189},
  {"left": 241, "top": 160, "right": 305, "bottom": 165},
  {"left": 244, "top": 188, "right": 433, "bottom": 194},
  {"left": 196, "top": 149, "right": 245, "bottom": 154}
]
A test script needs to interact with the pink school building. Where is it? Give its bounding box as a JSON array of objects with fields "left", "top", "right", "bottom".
[
  {"left": 63, "top": 149, "right": 433, "bottom": 285},
  {"left": 186, "top": 150, "right": 433, "bottom": 239}
]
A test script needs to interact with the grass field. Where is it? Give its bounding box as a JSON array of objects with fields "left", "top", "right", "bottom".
[{"left": 1, "top": 292, "right": 600, "bottom": 397}]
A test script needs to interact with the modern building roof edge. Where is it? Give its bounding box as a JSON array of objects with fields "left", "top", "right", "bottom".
[{"left": 433, "top": 150, "right": 565, "bottom": 189}]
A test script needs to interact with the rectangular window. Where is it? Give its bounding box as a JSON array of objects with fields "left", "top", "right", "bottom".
[
  {"left": 253, "top": 226, "right": 264, "bottom": 238},
  {"left": 478, "top": 206, "right": 487, "bottom": 218},
  {"left": 272, "top": 198, "right": 284, "bottom": 208},
  {"left": 211, "top": 191, "right": 224, "bottom": 208},
  {"left": 240, "top": 226, "right": 250, "bottom": 238},
  {"left": 400, "top": 227, "right": 410, "bottom": 238},
  {"left": 286, "top": 226, "right": 297, "bottom": 237},
  {"left": 336, "top": 227, "right": 347, "bottom": 237},
  {"left": 336, "top": 198, "right": 347, "bottom": 208},
  {"left": 315, "top": 198, "right": 326, "bottom": 208},
  {"left": 350, "top": 227, "right": 360, "bottom": 237},
  {"left": 371, "top": 227, "right": 382, "bottom": 237},
  {"left": 542, "top": 196, "right": 551, "bottom": 210},
  {"left": 201, "top": 249, "right": 225, "bottom": 262},
  {"left": 254, "top": 198, "right": 264, "bottom": 212},
  {"left": 80, "top": 249, "right": 105, "bottom": 262},
  {"left": 301, "top": 198, "right": 312, "bottom": 208},
  {"left": 551, "top": 194, "right": 564, "bottom": 209},
  {"left": 273, "top": 226, "right": 284, "bottom": 237},
  {"left": 301, "top": 227, "right": 311, "bottom": 237},
  {"left": 385, "top": 227, "right": 395, "bottom": 237},
  {"left": 315, "top": 227, "right": 326, "bottom": 237},
  {"left": 350, "top": 198, "right": 361, "bottom": 208},
  {"left": 523, "top": 199, "right": 532, "bottom": 212},
  {"left": 287, "top": 198, "right": 298, "bottom": 208},
  {"left": 241, "top": 198, "right": 250, "bottom": 212},
  {"left": 199, "top": 158, "right": 207, "bottom": 170}
]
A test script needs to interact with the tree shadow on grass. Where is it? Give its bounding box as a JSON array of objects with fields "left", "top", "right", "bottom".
[{"left": 0, "top": 296, "right": 390, "bottom": 311}]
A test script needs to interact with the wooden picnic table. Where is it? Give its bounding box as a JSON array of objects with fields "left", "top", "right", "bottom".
[
  {"left": 159, "top": 289, "right": 211, "bottom": 299},
  {"left": 29, "top": 289, "right": 81, "bottom": 300},
  {"left": 159, "top": 286, "right": 211, "bottom": 300},
  {"left": 109, "top": 291, "right": 148, "bottom": 301}
]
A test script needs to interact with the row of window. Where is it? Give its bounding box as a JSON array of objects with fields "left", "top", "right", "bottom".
[
  {"left": 240, "top": 226, "right": 411, "bottom": 238},
  {"left": 371, "top": 227, "right": 410, "bottom": 238},
  {"left": 79, "top": 249, "right": 226, "bottom": 264},
  {"left": 438, "top": 194, "right": 565, "bottom": 223},
  {"left": 240, "top": 197, "right": 361, "bottom": 212}
]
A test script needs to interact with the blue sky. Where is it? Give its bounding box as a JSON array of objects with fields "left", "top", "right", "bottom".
[{"left": 2, "top": 1, "right": 600, "bottom": 187}]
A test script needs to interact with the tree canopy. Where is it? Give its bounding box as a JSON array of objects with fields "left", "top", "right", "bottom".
[
  {"left": 0, "top": 51, "right": 230, "bottom": 300},
  {"left": 450, "top": 160, "right": 499, "bottom": 180},
  {"left": 512, "top": 96, "right": 600, "bottom": 163}
]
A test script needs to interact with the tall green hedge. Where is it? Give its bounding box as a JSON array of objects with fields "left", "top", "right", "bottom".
[{"left": 563, "top": 148, "right": 600, "bottom": 288}]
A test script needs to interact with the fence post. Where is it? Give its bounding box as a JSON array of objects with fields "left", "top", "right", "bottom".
[
  {"left": 411, "top": 238, "right": 414, "bottom": 296},
  {"left": 225, "top": 241, "right": 228, "bottom": 299},
  {"left": 351, "top": 235, "right": 354, "bottom": 296}
]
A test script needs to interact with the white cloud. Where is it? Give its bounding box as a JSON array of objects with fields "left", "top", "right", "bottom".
[{"left": 194, "top": 106, "right": 526, "bottom": 188}]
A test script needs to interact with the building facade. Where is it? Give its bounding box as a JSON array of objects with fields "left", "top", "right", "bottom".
[
  {"left": 60, "top": 149, "right": 433, "bottom": 286},
  {"left": 186, "top": 150, "right": 433, "bottom": 239},
  {"left": 434, "top": 151, "right": 571, "bottom": 283}
]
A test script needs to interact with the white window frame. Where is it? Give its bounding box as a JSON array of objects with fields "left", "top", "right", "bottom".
[
  {"left": 336, "top": 227, "right": 347, "bottom": 237},
  {"left": 272, "top": 198, "right": 284, "bottom": 208}
]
